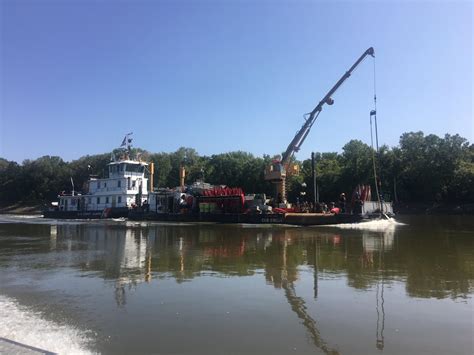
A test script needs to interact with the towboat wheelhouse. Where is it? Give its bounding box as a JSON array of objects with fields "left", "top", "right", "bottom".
[
  {"left": 57, "top": 160, "right": 148, "bottom": 211},
  {"left": 46, "top": 135, "right": 149, "bottom": 219}
]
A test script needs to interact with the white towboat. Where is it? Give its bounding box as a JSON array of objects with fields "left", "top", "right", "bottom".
[{"left": 44, "top": 134, "right": 149, "bottom": 219}]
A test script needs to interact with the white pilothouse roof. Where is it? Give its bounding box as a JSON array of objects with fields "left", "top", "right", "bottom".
[{"left": 108, "top": 159, "right": 148, "bottom": 165}]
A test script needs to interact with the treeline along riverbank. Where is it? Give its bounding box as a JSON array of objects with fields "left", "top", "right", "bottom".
[{"left": 1, "top": 131, "right": 473, "bottom": 214}]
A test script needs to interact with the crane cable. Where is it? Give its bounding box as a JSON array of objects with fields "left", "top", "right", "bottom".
[{"left": 370, "top": 56, "right": 382, "bottom": 212}]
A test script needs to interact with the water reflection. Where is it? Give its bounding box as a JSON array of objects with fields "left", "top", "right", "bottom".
[
  {"left": 375, "top": 277, "right": 385, "bottom": 351},
  {"left": 2, "top": 221, "right": 471, "bottom": 304},
  {"left": 36, "top": 223, "right": 474, "bottom": 302},
  {"left": 50, "top": 224, "right": 471, "bottom": 351},
  {"left": 1, "top": 220, "right": 473, "bottom": 354},
  {"left": 279, "top": 237, "right": 338, "bottom": 354}
]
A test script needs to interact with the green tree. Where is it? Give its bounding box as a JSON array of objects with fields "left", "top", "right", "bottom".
[
  {"left": 0, "top": 160, "right": 23, "bottom": 202},
  {"left": 205, "top": 152, "right": 263, "bottom": 193},
  {"left": 0, "top": 131, "right": 473, "bottom": 207},
  {"left": 68, "top": 153, "right": 112, "bottom": 192},
  {"left": 397, "top": 132, "right": 469, "bottom": 202},
  {"left": 20, "top": 156, "right": 71, "bottom": 201},
  {"left": 340, "top": 140, "right": 373, "bottom": 192},
  {"left": 148, "top": 152, "right": 172, "bottom": 188}
]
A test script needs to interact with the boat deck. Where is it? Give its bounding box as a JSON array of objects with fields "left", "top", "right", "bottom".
[
  {"left": 129, "top": 211, "right": 369, "bottom": 225},
  {"left": 0, "top": 337, "right": 54, "bottom": 355}
]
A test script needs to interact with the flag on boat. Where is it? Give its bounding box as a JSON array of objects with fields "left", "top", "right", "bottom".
[{"left": 120, "top": 132, "right": 133, "bottom": 147}]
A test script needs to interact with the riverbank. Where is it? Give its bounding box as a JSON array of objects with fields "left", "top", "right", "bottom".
[{"left": 0, "top": 202, "right": 43, "bottom": 215}]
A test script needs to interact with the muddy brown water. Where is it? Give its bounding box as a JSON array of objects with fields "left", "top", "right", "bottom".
[{"left": 0, "top": 215, "right": 472, "bottom": 354}]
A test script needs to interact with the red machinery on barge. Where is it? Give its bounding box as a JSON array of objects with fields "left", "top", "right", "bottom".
[{"left": 129, "top": 181, "right": 393, "bottom": 225}]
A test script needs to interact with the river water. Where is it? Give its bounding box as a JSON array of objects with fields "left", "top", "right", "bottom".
[{"left": 0, "top": 215, "right": 472, "bottom": 354}]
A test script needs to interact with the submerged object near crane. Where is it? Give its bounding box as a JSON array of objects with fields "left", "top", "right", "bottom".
[{"left": 265, "top": 47, "right": 375, "bottom": 204}]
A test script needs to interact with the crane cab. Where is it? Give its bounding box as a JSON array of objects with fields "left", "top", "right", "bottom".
[
  {"left": 265, "top": 161, "right": 301, "bottom": 181},
  {"left": 265, "top": 162, "right": 286, "bottom": 181}
]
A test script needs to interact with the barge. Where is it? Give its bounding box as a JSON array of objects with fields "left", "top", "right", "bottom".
[{"left": 128, "top": 181, "right": 394, "bottom": 226}]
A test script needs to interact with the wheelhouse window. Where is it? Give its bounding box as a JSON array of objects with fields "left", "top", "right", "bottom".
[
  {"left": 109, "top": 165, "right": 118, "bottom": 174},
  {"left": 125, "top": 164, "right": 145, "bottom": 173}
]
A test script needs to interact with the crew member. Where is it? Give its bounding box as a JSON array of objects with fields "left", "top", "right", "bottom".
[{"left": 339, "top": 193, "right": 346, "bottom": 213}]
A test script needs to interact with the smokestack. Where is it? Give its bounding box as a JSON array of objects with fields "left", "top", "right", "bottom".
[
  {"left": 149, "top": 163, "right": 154, "bottom": 192},
  {"left": 179, "top": 166, "right": 186, "bottom": 190}
]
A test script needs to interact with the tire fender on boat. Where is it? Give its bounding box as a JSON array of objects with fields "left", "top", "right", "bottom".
[{"left": 101, "top": 208, "right": 112, "bottom": 218}]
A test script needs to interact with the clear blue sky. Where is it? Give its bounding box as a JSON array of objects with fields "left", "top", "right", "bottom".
[{"left": 1, "top": 0, "right": 472, "bottom": 163}]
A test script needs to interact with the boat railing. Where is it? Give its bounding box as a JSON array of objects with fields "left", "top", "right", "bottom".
[
  {"left": 95, "top": 187, "right": 125, "bottom": 193},
  {"left": 93, "top": 186, "right": 142, "bottom": 193},
  {"left": 58, "top": 193, "right": 81, "bottom": 197}
]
